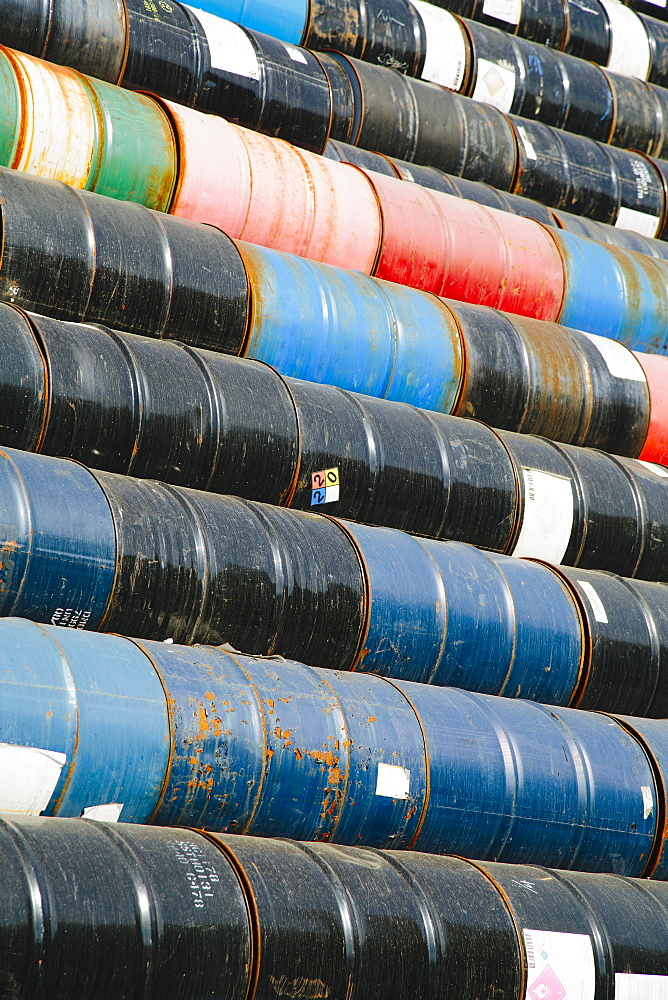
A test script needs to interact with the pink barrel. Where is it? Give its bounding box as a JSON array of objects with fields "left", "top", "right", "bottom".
[
  {"left": 635, "top": 350, "right": 668, "bottom": 465},
  {"left": 165, "top": 101, "right": 381, "bottom": 271},
  {"left": 5, "top": 47, "right": 96, "bottom": 188}
]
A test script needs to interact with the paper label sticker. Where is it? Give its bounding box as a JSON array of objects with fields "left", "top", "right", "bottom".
[
  {"left": 186, "top": 7, "right": 260, "bottom": 78},
  {"left": 615, "top": 973, "right": 668, "bottom": 1000},
  {"left": 512, "top": 469, "right": 574, "bottom": 565},
  {"left": 577, "top": 581, "right": 608, "bottom": 623},
  {"left": 413, "top": 1, "right": 467, "bottom": 90},
  {"left": 0, "top": 743, "right": 66, "bottom": 814},
  {"left": 517, "top": 124, "right": 537, "bottom": 161},
  {"left": 615, "top": 205, "right": 661, "bottom": 239},
  {"left": 311, "top": 467, "right": 340, "bottom": 505},
  {"left": 523, "top": 929, "right": 596, "bottom": 1000},
  {"left": 600, "top": 0, "right": 651, "bottom": 79},
  {"left": 641, "top": 785, "right": 654, "bottom": 820},
  {"left": 581, "top": 331, "right": 646, "bottom": 382},
  {"left": 483, "top": 0, "right": 522, "bottom": 24},
  {"left": 82, "top": 802, "right": 124, "bottom": 822},
  {"left": 638, "top": 460, "right": 668, "bottom": 478},
  {"left": 473, "top": 58, "right": 516, "bottom": 113},
  {"left": 282, "top": 41, "right": 308, "bottom": 64},
  {"left": 642, "top": 0, "right": 667, "bottom": 6},
  {"left": 376, "top": 762, "right": 410, "bottom": 799}
]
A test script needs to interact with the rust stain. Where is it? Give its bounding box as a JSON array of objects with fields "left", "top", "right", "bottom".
[
  {"left": 204, "top": 691, "right": 215, "bottom": 700},
  {"left": 368, "top": 716, "right": 376, "bottom": 723}
]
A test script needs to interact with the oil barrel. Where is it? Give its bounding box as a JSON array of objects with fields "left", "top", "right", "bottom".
[
  {"left": 2, "top": 48, "right": 97, "bottom": 188},
  {"left": 81, "top": 76, "right": 177, "bottom": 210},
  {"left": 517, "top": 0, "right": 568, "bottom": 46},
  {"left": 0, "top": 815, "right": 252, "bottom": 999},
  {"left": 239, "top": 240, "right": 464, "bottom": 410},
  {"left": 630, "top": 0, "right": 668, "bottom": 18},
  {"left": 412, "top": 0, "right": 472, "bottom": 90},
  {"left": 614, "top": 713, "right": 668, "bottom": 875},
  {"left": 0, "top": 0, "right": 52, "bottom": 61},
  {"left": 0, "top": 305, "right": 46, "bottom": 453},
  {"left": 639, "top": 10, "right": 668, "bottom": 85},
  {"left": 563, "top": 0, "right": 612, "bottom": 64},
  {"left": 361, "top": 0, "right": 426, "bottom": 76},
  {"left": 556, "top": 49, "right": 614, "bottom": 143},
  {"left": 121, "top": 0, "right": 205, "bottom": 107},
  {"left": 344, "top": 524, "right": 584, "bottom": 700},
  {"left": 636, "top": 351, "right": 668, "bottom": 464},
  {"left": 190, "top": 0, "right": 308, "bottom": 43},
  {"left": 607, "top": 147, "right": 665, "bottom": 238},
  {"left": 316, "top": 51, "right": 356, "bottom": 142},
  {"left": 325, "top": 137, "right": 400, "bottom": 175},
  {"left": 42, "top": 0, "right": 127, "bottom": 83},
  {"left": 305, "top": 0, "right": 365, "bottom": 55},
  {"left": 605, "top": 70, "right": 663, "bottom": 155},
  {"left": 600, "top": 0, "right": 651, "bottom": 78},
  {"left": 165, "top": 102, "right": 381, "bottom": 270},
  {"left": 192, "top": 15, "right": 332, "bottom": 153}
]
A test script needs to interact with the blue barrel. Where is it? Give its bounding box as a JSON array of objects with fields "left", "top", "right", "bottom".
[
  {"left": 404, "top": 685, "right": 657, "bottom": 875},
  {"left": 185, "top": 0, "right": 308, "bottom": 43},
  {"left": 239, "top": 241, "right": 464, "bottom": 412},
  {"left": 553, "top": 229, "right": 668, "bottom": 352},
  {"left": 614, "top": 714, "right": 668, "bottom": 879},
  {"left": 0, "top": 447, "right": 116, "bottom": 627},
  {"left": 343, "top": 524, "right": 584, "bottom": 704},
  {"left": 119, "top": 639, "right": 428, "bottom": 847},
  {"left": 0, "top": 619, "right": 169, "bottom": 821}
]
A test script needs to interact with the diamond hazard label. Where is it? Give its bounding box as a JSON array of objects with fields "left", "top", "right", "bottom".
[
  {"left": 523, "top": 930, "right": 595, "bottom": 1000},
  {"left": 529, "top": 966, "right": 566, "bottom": 1000}
]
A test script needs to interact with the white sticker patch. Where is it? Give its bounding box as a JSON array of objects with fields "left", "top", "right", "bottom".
[
  {"left": 483, "top": 0, "right": 522, "bottom": 24},
  {"left": 615, "top": 206, "right": 661, "bottom": 239},
  {"left": 375, "top": 762, "right": 410, "bottom": 800},
  {"left": 413, "top": 1, "right": 468, "bottom": 91},
  {"left": 517, "top": 124, "right": 537, "bottom": 161},
  {"left": 82, "top": 802, "right": 124, "bottom": 822},
  {"left": 615, "top": 973, "right": 668, "bottom": 1000},
  {"left": 642, "top": 0, "right": 667, "bottom": 6},
  {"left": 472, "top": 58, "right": 516, "bottom": 113},
  {"left": 0, "top": 743, "right": 67, "bottom": 814},
  {"left": 512, "top": 469, "right": 574, "bottom": 565},
  {"left": 577, "top": 581, "right": 608, "bottom": 624},
  {"left": 638, "top": 460, "right": 668, "bottom": 478},
  {"left": 282, "top": 41, "right": 308, "bottom": 64},
  {"left": 641, "top": 785, "right": 654, "bottom": 820},
  {"left": 523, "top": 929, "right": 596, "bottom": 1000},
  {"left": 186, "top": 7, "right": 260, "bottom": 78},
  {"left": 581, "top": 331, "right": 646, "bottom": 382},
  {"left": 600, "top": 0, "right": 651, "bottom": 79}
]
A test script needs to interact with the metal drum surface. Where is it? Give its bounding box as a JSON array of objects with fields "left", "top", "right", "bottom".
[
  {"left": 4, "top": 48, "right": 96, "bottom": 188},
  {"left": 0, "top": 0, "right": 52, "bottom": 61},
  {"left": 606, "top": 70, "right": 663, "bottom": 155},
  {"left": 0, "top": 47, "right": 20, "bottom": 167},
  {"left": 0, "top": 304, "right": 46, "bottom": 453},
  {"left": 81, "top": 76, "right": 177, "bottom": 210},
  {"left": 563, "top": 0, "right": 612, "bottom": 64},
  {"left": 122, "top": 0, "right": 204, "bottom": 106},
  {"left": 614, "top": 714, "right": 668, "bottom": 877},
  {"left": 43, "top": 0, "right": 127, "bottom": 83},
  {"left": 317, "top": 52, "right": 356, "bottom": 142},
  {"left": 0, "top": 619, "right": 169, "bottom": 821},
  {"left": 517, "top": 0, "right": 568, "bottom": 46},
  {"left": 636, "top": 351, "right": 668, "bottom": 463}
]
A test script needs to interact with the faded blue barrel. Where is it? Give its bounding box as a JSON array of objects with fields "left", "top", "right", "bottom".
[
  {"left": 140, "top": 640, "right": 427, "bottom": 847},
  {"left": 553, "top": 229, "right": 668, "bottom": 352},
  {"left": 0, "top": 447, "right": 116, "bottom": 627},
  {"left": 343, "top": 523, "right": 584, "bottom": 704},
  {"left": 614, "top": 714, "right": 668, "bottom": 879},
  {"left": 404, "top": 685, "right": 657, "bottom": 875},
  {"left": 0, "top": 618, "right": 169, "bottom": 821},
  {"left": 185, "top": 0, "right": 308, "bottom": 43},
  {"left": 239, "top": 241, "right": 464, "bottom": 412}
]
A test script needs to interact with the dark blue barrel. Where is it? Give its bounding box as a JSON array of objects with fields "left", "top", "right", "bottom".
[
  {"left": 190, "top": 0, "right": 308, "bottom": 43},
  {"left": 0, "top": 448, "right": 115, "bottom": 628},
  {"left": 613, "top": 714, "right": 668, "bottom": 879},
  {"left": 403, "top": 684, "right": 656, "bottom": 874},
  {"left": 553, "top": 228, "right": 668, "bottom": 351},
  {"left": 0, "top": 619, "right": 168, "bottom": 820},
  {"left": 239, "top": 240, "right": 464, "bottom": 412},
  {"left": 343, "top": 523, "right": 584, "bottom": 703}
]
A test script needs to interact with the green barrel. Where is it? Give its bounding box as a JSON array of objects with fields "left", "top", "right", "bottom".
[
  {"left": 82, "top": 74, "right": 177, "bottom": 212},
  {"left": 0, "top": 48, "right": 21, "bottom": 168}
]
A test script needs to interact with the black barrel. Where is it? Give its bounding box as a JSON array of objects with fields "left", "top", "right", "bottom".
[
  {"left": 317, "top": 52, "right": 356, "bottom": 142},
  {"left": 195, "top": 20, "right": 332, "bottom": 153},
  {"left": 121, "top": 0, "right": 204, "bottom": 106},
  {"left": 0, "top": 305, "right": 46, "bottom": 453},
  {"left": 332, "top": 55, "right": 420, "bottom": 159},
  {"left": 288, "top": 378, "right": 518, "bottom": 550},
  {"left": 630, "top": 0, "right": 668, "bottom": 20},
  {"left": 557, "top": 48, "right": 614, "bottom": 142},
  {"left": 606, "top": 70, "right": 663, "bottom": 155},
  {"left": 502, "top": 189, "right": 558, "bottom": 222},
  {"left": 450, "top": 174, "right": 515, "bottom": 208},
  {"left": 517, "top": 0, "right": 568, "bottom": 46},
  {"left": 327, "top": 138, "right": 400, "bottom": 175},
  {"left": 0, "top": 0, "right": 52, "bottom": 58},
  {"left": 641, "top": 12, "right": 668, "bottom": 87},
  {"left": 361, "top": 0, "right": 426, "bottom": 75},
  {"left": 390, "top": 156, "right": 460, "bottom": 192},
  {"left": 305, "top": 0, "right": 366, "bottom": 54},
  {"left": 607, "top": 147, "right": 666, "bottom": 238},
  {"left": 43, "top": 0, "right": 127, "bottom": 83},
  {"left": 563, "top": 0, "right": 612, "bottom": 64}
]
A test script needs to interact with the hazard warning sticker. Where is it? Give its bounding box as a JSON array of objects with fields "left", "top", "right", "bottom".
[{"left": 523, "top": 929, "right": 595, "bottom": 1000}]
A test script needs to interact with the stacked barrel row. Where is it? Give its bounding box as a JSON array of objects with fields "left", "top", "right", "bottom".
[
  {"left": 4, "top": 617, "right": 668, "bottom": 875},
  {"left": 5, "top": 813, "right": 668, "bottom": 1000},
  {"left": 8, "top": 443, "right": 668, "bottom": 714}
]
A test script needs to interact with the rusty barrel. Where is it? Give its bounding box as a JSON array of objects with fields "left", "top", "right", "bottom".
[{"left": 636, "top": 351, "right": 668, "bottom": 464}]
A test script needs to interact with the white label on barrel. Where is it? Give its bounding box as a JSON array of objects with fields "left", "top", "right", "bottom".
[
  {"left": 523, "top": 930, "right": 596, "bottom": 1000},
  {"left": 472, "top": 58, "right": 516, "bottom": 113},
  {"left": 282, "top": 41, "right": 308, "bottom": 64},
  {"left": 516, "top": 124, "right": 537, "bottom": 161},
  {"left": 615, "top": 205, "right": 661, "bottom": 239},
  {"left": 412, "top": 1, "right": 467, "bottom": 91},
  {"left": 580, "top": 331, "right": 646, "bottom": 381},
  {"left": 642, "top": 0, "right": 667, "bottom": 6},
  {"left": 186, "top": 7, "right": 260, "bottom": 78},
  {"left": 638, "top": 460, "right": 668, "bottom": 478},
  {"left": 615, "top": 974, "right": 668, "bottom": 1000},
  {"left": 577, "top": 581, "right": 608, "bottom": 624},
  {"left": 375, "top": 762, "right": 410, "bottom": 799},
  {"left": 511, "top": 469, "right": 573, "bottom": 565},
  {"left": 482, "top": 0, "right": 522, "bottom": 24},
  {"left": 82, "top": 802, "right": 124, "bottom": 822},
  {"left": 641, "top": 785, "right": 654, "bottom": 819},
  {"left": 0, "top": 743, "right": 66, "bottom": 814},
  {"left": 600, "top": 0, "right": 651, "bottom": 79}
]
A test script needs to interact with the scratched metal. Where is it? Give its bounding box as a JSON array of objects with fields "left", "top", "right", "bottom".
[{"left": 43, "top": 0, "right": 127, "bottom": 82}]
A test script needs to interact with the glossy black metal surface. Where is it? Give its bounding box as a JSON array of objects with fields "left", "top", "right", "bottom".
[
  {"left": 0, "top": 306, "right": 47, "bottom": 453},
  {"left": 563, "top": 0, "right": 611, "bottom": 64},
  {"left": 122, "top": 0, "right": 204, "bottom": 106}
]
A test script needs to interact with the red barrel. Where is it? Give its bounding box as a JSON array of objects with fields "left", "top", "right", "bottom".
[
  {"left": 368, "top": 168, "right": 564, "bottom": 320},
  {"left": 635, "top": 349, "right": 668, "bottom": 464},
  {"left": 165, "top": 100, "right": 381, "bottom": 273}
]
